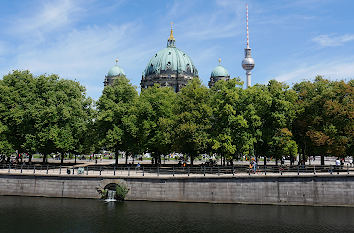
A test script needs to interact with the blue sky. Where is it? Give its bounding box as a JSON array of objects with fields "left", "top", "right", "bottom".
[{"left": 0, "top": 0, "right": 354, "bottom": 100}]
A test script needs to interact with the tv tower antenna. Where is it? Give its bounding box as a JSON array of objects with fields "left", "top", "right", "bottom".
[{"left": 242, "top": 4, "right": 255, "bottom": 88}]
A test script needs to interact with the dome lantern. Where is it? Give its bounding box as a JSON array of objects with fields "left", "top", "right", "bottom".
[{"left": 167, "top": 22, "right": 176, "bottom": 48}]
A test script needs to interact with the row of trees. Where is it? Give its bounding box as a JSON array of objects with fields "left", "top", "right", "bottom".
[
  {"left": 0, "top": 70, "right": 352, "bottom": 165},
  {"left": 0, "top": 71, "right": 94, "bottom": 164}
]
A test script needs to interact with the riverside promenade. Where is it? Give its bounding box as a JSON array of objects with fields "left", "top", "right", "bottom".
[
  {"left": 1, "top": 163, "right": 354, "bottom": 207},
  {"left": 1, "top": 158, "right": 354, "bottom": 178}
]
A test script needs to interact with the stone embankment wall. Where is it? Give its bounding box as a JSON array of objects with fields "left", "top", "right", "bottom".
[{"left": 0, "top": 174, "right": 353, "bottom": 206}]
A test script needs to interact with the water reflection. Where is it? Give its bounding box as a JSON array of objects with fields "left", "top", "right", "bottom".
[{"left": 0, "top": 196, "right": 353, "bottom": 233}]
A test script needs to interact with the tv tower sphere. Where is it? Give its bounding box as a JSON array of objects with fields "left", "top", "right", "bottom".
[
  {"left": 242, "top": 54, "right": 255, "bottom": 71},
  {"left": 242, "top": 4, "right": 255, "bottom": 88}
]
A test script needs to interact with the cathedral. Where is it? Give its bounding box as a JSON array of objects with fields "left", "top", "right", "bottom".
[{"left": 104, "top": 26, "right": 231, "bottom": 91}]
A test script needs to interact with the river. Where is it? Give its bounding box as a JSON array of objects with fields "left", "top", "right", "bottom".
[{"left": 0, "top": 196, "right": 353, "bottom": 233}]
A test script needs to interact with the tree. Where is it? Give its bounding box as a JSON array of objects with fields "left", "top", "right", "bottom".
[
  {"left": 28, "top": 74, "right": 93, "bottom": 164},
  {"left": 269, "top": 128, "right": 298, "bottom": 164},
  {"left": 96, "top": 76, "right": 138, "bottom": 165},
  {"left": 139, "top": 84, "right": 177, "bottom": 164},
  {"left": 173, "top": 78, "right": 211, "bottom": 165},
  {"left": 0, "top": 70, "right": 38, "bottom": 162},
  {"left": 210, "top": 78, "right": 251, "bottom": 165},
  {"left": 234, "top": 81, "right": 265, "bottom": 162},
  {"left": 0, "top": 70, "right": 93, "bottom": 164},
  {"left": 254, "top": 80, "right": 298, "bottom": 165},
  {"left": 0, "top": 121, "right": 12, "bottom": 162},
  {"left": 293, "top": 77, "right": 353, "bottom": 164}
]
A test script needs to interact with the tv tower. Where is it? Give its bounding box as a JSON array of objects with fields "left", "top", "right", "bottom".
[{"left": 242, "top": 4, "right": 255, "bottom": 88}]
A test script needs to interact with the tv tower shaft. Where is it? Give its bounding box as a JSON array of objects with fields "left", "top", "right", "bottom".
[{"left": 242, "top": 4, "right": 255, "bottom": 88}]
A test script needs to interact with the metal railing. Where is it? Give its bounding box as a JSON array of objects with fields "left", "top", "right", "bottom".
[{"left": 1, "top": 163, "right": 353, "bottom": 177}]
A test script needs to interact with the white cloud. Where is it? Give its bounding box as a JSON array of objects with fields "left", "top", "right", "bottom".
[
  {"left": 312, "top": 34, "right": 354, "bottom": 47},
  {"left": 273, "top": 59, "right": 354, "bottom": 83},
  {"left": 10, "top": 0, "right": 83, "bottom": 36},
  {"left": 6, "top": 21, "right": 157, "bottom": 99}
]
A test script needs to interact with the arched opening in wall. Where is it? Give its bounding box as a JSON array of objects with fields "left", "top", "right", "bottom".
[
  {"left": 104, "top": 183, "right": 117, "bottom": 191},
  {"left": 100, "top": 182, "right": 130, "bottom": 201}
]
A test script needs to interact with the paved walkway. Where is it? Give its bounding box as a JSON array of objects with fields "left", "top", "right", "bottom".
[{"left": 1, "top": 166, "right": 353, "bottom": 178}]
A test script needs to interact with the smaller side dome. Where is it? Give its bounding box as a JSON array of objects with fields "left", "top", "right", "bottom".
[
  {"left": 107, "top": 65, "right": 125, "bottom": 77},
  {"left": 211, "top": 65, "right": 229, "bottom": 77},
  {"left": 104, "top": 59, "right": 126, "bottom": 87},
  {"left": 208, "top": 59, "right": 230, "bottom": 88}
]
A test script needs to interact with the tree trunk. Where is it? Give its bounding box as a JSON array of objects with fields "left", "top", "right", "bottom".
[
  {"left": 115, "top": 148, "right": 119, "bottom": 166},
  {"left": 28, "top": 154, "right": 33, "bottom": 164},
  {"left": 190, "top": 155, "right": 194, "bottom": 166},
  {"left": 61, "top": 154, "right": 64, "bottom": 165},
  {"left": 275, "top": 158, "right": 278, "bottom": 166},
  {"left": 74, "top": 154, "right": 77, "bottom": 164},
  {"left": 125, "top": 153, "right": 128, "bottom": 165},
  {"left": 42, "top": 154, "right": 47, "bottom": 164},
  {"left": 290, "top": 155, "right": 294, "bottom": 166},
  {"left": 302, "top": 147, "right": 306, "bottom": 165},
  {"left": 264, "top": 155, "right": 267, "bottom": 166},
  {"left": 321, "top": 155, "right": 325, "bottom": 165}
]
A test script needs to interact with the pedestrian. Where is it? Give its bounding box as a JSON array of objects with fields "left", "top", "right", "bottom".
[
  {"left": 253, "top": 160, "right": 257, "bottom": 173},
  {"left": 335, "top": 158, "right": 340, "bottom": 168}
]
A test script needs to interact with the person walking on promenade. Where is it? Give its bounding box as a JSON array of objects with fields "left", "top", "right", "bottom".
[
  {"left": 253, "top": 160, "right": 257, "bottom": 173},
  {"left": 335, "top": 158, "right": 341, "bottom": 171}
]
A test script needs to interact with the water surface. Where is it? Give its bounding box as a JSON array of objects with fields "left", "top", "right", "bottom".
[{"left": 0, "top": 196, "right": 353, "bottom": 233}]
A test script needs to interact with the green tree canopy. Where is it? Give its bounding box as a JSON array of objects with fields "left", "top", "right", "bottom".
[
  {"left": 210, "top": 78, "right": 250, "bottom": 164},
  {"left": 96, "top": 76, "right": 138, "bottom": 165},
  {"left": 253, "top": 80, "right": 298, "bottom": 164},
  {"left": 139, "top": 84, "right": 177, "bottom": 164},
  {"left": 173, "top": 78, "right": 212, "bottom": 165},
  {"left": 293, "top": 76, "right": 353, "bottom": 164},
  {"left": 0, "top": 70, "right": 93, "bottom": 164}
]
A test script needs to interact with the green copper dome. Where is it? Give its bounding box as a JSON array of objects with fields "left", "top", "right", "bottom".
[
  {"left": 143, "top": 47, "right": 198, "bottom": 77},
  {"left": 143, "top": 25, "right": 198, "bottom": 78},
  {"left": 107, "top": 65, "right": 125, "bottom": 77},
  {"left": 141, "top": 25, "right": 198, "bottom": 92},
  {"left": 211, "top": 65, "right": 229, "bottom": 77}
]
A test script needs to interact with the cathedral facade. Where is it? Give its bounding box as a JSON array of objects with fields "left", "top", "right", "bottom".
[
  {"left": 140, "top": 27, "right": 198, "bottom": 92},
  {"left": 104, "top": 26, "right": 231, "bottom": 92}
]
